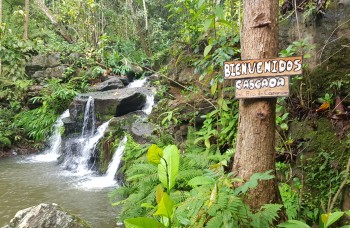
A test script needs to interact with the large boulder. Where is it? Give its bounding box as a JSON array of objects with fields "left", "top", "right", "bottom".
[
  {"left": 2, "top": 203, "right": 90, "bottom": 228},
  {"left": 26, "top": 53, "right": 61, "bottom": 74},
  {"left": 89, "top": 76, "right": 125, "bottom": 91},
  {"left": 31, "top": 66, "right": 67, "bottom": 83},
  {"left": 66, "top": 88, "right": 149, "bottom": 134},
  {"left": 131, "top": 122, "right": 154, "bottom": 144}
]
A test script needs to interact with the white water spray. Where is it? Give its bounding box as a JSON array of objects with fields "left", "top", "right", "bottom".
[
  {"left": 77, "top": 120, "right": 110, "bottom": 175},
  {"left": 61, "top": 120, "right": 111, "bottom": 176},
  {"left": 25, "top": 110, "right": 70, "bottom": 163},
  {"left": 82, "top": 96, "right": 96, "bottom": 137},
  {"left": 77, "top": 136, "right": 127, "bottom": 189},
  {"left": 143, "top": 94, "right": 155, "bottom": 115},
  {"left": 127, "top": 78, "right": 147, "bottom": 88}
]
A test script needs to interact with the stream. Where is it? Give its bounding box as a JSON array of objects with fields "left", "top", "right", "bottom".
[
  {"left": 0, "top": 79, "right": 154, "bottom": 228},
  {"left": 0, "top": 156, "right": 120, "bottom": 227}
]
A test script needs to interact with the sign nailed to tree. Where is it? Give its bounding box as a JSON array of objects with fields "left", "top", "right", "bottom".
[{"left": 223, "top": 56, "right": 303, "bottom": 98}]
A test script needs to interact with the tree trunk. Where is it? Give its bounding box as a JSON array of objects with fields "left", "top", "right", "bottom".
[
  {"left": 128, "top": 0, "right": 152, "bottom": 57},
  {"left": 23, "top": 0, "right": 29, "bottom": 40},
  {"left": 232, "top": 0, "right": 280, "bottom": 210},
  {"left": 142, "top": 0, "right": 148, "bottom": 30},
  {"left": 33, "top": 0, "right": 74, "bottom": 43}
]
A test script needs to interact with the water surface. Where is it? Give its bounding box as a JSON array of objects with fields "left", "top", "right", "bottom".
[{"left": 0, "top": 156, "right": 120, "bottom": 227}]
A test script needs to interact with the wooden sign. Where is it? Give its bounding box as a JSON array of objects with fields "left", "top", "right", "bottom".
[
  {"left": 224, "top": 56, "right": 302, "bottom": 79},
  {"left": 235, "top": 76, "right": 290, "bottom": 98}
]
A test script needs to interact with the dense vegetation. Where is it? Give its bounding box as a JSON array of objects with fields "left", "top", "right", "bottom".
[{"left": 1, "top": 0, "right": 350, "bottom": 227}]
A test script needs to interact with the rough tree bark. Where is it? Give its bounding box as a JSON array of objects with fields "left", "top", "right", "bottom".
[
  {"left": 232, "top": 0, "right": 280, "bottom": 210},
  {"left": 23, "top": 0, "right": 29, "bottom": 40}
]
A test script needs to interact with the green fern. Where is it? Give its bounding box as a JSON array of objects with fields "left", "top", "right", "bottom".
[{"left": 250, "top": 204, "right": 283, "bottom": 227}]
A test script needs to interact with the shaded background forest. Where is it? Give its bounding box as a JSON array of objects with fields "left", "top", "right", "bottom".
[{"left": 1, "top": 0, "right": 350, "bottom": 227}]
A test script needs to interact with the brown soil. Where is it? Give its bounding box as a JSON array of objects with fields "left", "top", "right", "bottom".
[{"left": 0, "top": 144, "right": 38, "bottom": 159}]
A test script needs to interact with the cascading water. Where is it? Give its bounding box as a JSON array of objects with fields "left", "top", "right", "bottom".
[
  {"left": 81, "top": 96, "right": 96, "bottom": 137},
  {"left": 24, "top": 110, "right": 70, "bottom": 162},
  {"left": 128, "top": 78, "right": 155, "bottom": 115},
  {"left": 143, "top": 94, "right": 155, "bottom": 115},
  {"left": 127, "top": 78, "right": 147, "bottom": 88},
  {"left": 3, "top": 78, "right": 158, "bottom": 227},
  {"left": 105, "top": 136, "right": 127, "bottom": 180},
  {"left": 61, "top": 97, "right": 109, "bottom": 176},
  {"left": 78, "top": 136, "right": 127, "bottom": 189},
  {"left": 62, "top": 120, "right": 110, "bottom": 176}
]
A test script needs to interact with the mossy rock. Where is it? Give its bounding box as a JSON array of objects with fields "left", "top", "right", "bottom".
[
  {"left": 308, "top": 39, "right": 350, "bottom": 99},
  {"left": 289, "top": 117, "right": 348, "bottom": 154},
  {"left": 289, "top": 117, "right": 350, "bottom": 207}
]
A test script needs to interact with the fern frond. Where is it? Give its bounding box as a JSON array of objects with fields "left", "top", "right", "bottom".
[{"left": 250, "top": 204, "right": 283, "bottom": 228}]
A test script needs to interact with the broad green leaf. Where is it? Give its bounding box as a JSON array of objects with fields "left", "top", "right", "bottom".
[
  {"left": 124, "top": 217, "right": 164, "bottom": 228},
  {"left": 217, "top": 98, "right": 229, "bottom": 111},
  {"left": 208, "top": 183, "right": 217, "bottom": 207},
  {"left": 280, "top": 123, "right": 288, "bottom": 130},
  {"left": 203, "top": 18, "right": 213, "bottom": 32},
  {"left": 321, "top": 213, "right": 330, "bottom": 225},
  {"left": 147, "top": 144, "right": 163, "bottom": 164},
  {"left": 204, "top": 45, "right": 212, "bottom": 57},
  {"left": 204, "top": 138, "right": 210, "bottom": 148},
  {"left": 214, "top": 6, "right": 224, "bottom": 20},
  {"left": 324, "top": 212, "right": 344, "bottom": 228},
  {"left": 156, "top": 185, "right": 164, "bottom": 204},
  {"left": 210, "top": 80, "right": 217, "bottom": 95},
  {"left": 278, "top": 220, "right": 310, "bottom": 228},
  {"left": 340, "top": 226, "right": 350, "bottom": 228},
  {"left": 198, "top": 0, "right": 205, "bottom": 8},
  {"left": 141, "top": 203, "right": 155, "bottom": 209},
  {"left": 217, "top": 19, "right": 232, "bottom": 27},
  {"left": 345, "top": 210, "right": 350, "bottom": 217},
  {"left": 158, "top": 145, "right": 180, "bottom": 191},
  {"left": 153, "top": 193, "right": 174, "bottom": 218},
  {"left": 188, "top": 176, "right": 213, "bottom": 187}
]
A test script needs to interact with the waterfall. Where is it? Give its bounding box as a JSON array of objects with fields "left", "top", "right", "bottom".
[
  {"left": 81, "top": 96, "right": 96, "bottom": 137},
  {"left": 105, "top": 136, "right": 127, "bottom": 180},
  {"left": 143, "top": 94, "right": 155, "bottom": 115},
  {"left": 127, "top": 78, "right": 147, "bottom": 88},
  {"left": 77, "top": 136, "right": 127, "bottom": 189},
  {"left": 127, "top": 78, "right": 155, "bottom": 115},
  {"left": 61, "top": 120, "right": 110, "bottom": 176},
  {"left": 25, "top": 110, "right": 70, "bottom": 162},
  {"left": 18, "top": 78, "right": 156, "bottom": 191}
]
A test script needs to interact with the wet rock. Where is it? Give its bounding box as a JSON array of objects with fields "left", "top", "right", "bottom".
[
  {"left": 148, "top": 73, "right": 160, "bottom": 82},
  {"left": 69, "top": 88, "right": 149, "bottom": 122},
  {"left": 131, "top": 122, "right": 154, "bottom": 144},
  {"left": 125, "top": 62, "right": 143, "bottom": 80},
  {"left": 119, "top": 76, "right": 130, "bottom": 86},
  {"left": 62, "top": 117, "right": 82, "bottom": 136},
  {"left": 279, "top": 2, "right": 350, "bottom": 98},
  {"left": 2, "top": 203, "right": 91, "bottom": 228},
  {"left": 90, "top": 76, "right": 125, "bottom": 91},
  {"left": 26, "top": 53, "right": 61, "bottom": 73},
  {"left": 26, "top": 85, "right": 44, "bottom": 109},
  {"left": 31, "top": 66, "right": 67, "bottom": 83}
]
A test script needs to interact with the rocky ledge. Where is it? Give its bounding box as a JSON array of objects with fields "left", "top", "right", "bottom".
[{"left": 2, "top": 203, "right": 91, "bottom": 228}]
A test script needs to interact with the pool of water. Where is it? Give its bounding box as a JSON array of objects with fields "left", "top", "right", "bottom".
[{"left": 0, "top": 156, "right": 120, "bottom": 228}]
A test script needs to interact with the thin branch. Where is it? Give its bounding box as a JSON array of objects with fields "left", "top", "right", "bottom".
[
  {"left": 319, "top": 18, "right": 350, "bottom": 63},
  {"left": 142, "top": 66, "right": 217, "bottom": 109},
  {"left": 328, "top": 157, "right": 350, "bottom": 212}
]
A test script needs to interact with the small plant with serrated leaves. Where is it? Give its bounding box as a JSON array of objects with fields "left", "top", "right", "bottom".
[{"left": 124, "top": 144, "right": 180, "bottom": 228}]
